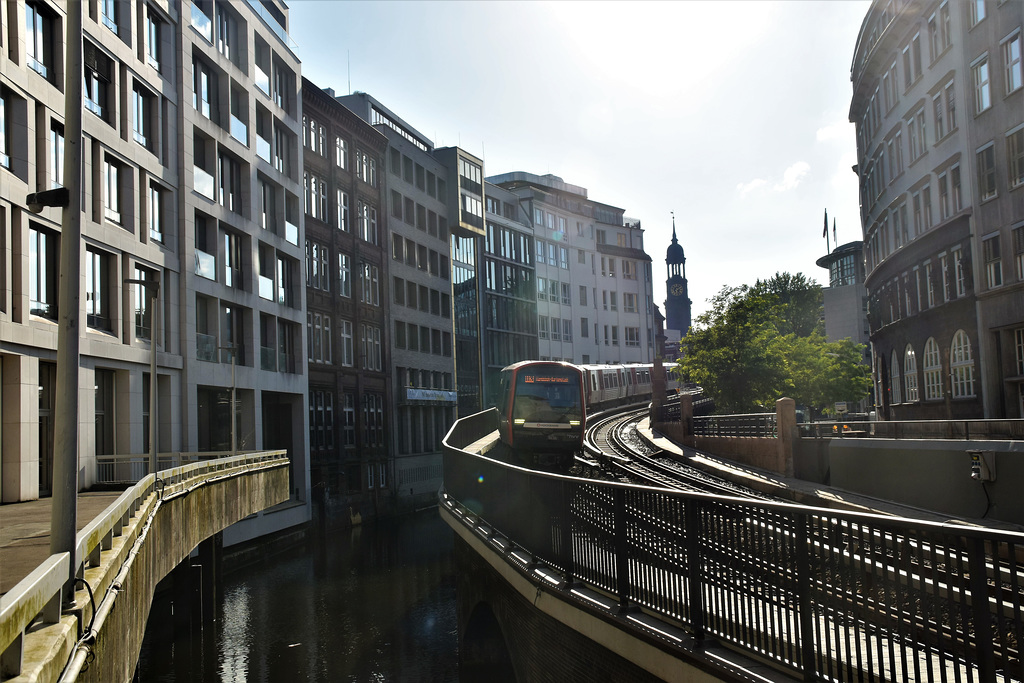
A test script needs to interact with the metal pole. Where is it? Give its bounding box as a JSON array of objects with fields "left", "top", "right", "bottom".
[
  {"left": 150, "top": 283, "right": 159, "bottom": 474},
  {"left": 231, "top": 350, "right": 236, "bottom": 456},
  {"left": 50, "top": 0, "right": 84, "bottom": 600}
]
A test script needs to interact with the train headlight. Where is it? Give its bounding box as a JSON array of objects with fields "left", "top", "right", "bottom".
[
  {"left": 569, "top": 420, "right": 580, "bottom": 426},
  {"left": 514, "top": 419, "right": 526, "bottom": 425}
]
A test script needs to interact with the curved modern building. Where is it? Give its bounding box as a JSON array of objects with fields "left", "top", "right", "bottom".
[{"left": 850, "top": 0, "right": 1023, "bottom": 419}]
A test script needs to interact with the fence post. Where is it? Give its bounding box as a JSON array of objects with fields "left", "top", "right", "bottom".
[
  {"left": 560, "top": 478, "right": 574, "bottom": 586},
  {"left": 614, "top": 487, "right": 630, "bottom": 613},
  {"left": 795, "top": 512, "right": 818, "bottom": 681},
  {"left": 776, "top": 397, "right": 797, "bottom": 477},
  {"left": 967, "top": 536, "right": 996, "bottom": 682},
  {"left": 685, "top": 497, "right": 705, "bottom": 640}
]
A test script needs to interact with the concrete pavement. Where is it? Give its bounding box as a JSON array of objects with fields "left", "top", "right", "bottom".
[{"left": 0, "top": 491, "right": 124, "bottom": 594}]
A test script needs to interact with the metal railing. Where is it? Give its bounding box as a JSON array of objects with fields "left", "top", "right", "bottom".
[
  {"left": 443, "top": 410, "right": 1024, "bottom": 683},
  {"left": 693, "top": 412, "right": 777, "bottom": 438},
  {"left": 0, "top": 451, "right": 288, "bottom": 680},
  {"left": 799, "top": 418, "right": 1024, "bottom": 440},
  {"left": 95, "top": 450, "right": 269, "bottom": 485}
]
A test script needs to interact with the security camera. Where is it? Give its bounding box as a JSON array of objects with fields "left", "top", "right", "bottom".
[{"left": 26, "top": 187, "right": 70, "bottom": 213}]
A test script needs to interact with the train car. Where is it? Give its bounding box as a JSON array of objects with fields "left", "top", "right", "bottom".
[{"left": 497, "top": 361, "right": 586, "bottom": 469}]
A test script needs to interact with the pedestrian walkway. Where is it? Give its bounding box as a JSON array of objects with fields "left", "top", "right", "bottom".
[{"left": 0, "top": 491, "right": 123, "bottom": 594}]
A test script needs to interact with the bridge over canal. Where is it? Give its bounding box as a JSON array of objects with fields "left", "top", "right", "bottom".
[
  {"left": 442, "top": 408, "right": 1024, "bottom": 683},
  {"left": 1, "top": 451, "right": 290, "bottom": 683}
]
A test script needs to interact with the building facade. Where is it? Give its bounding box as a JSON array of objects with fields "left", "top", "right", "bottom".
[
  {"left": 850, "top": 0, "right": 1023, "bottom": 419},
  {"left": 488, "top": 172, "right": 657, "bottom": 366},
  {"left": 302, "top": 82, "right": 393, "bottom": 514},
  {"left": 816, "top": 241, "right": 873, "bottom": 413},
  {"left": 1, "top": 0, "right": 311, "bottom": 540},
  {"left": 482, "top": 181, "right": 538, "bottom": 407},
  {"left": 335, "top": 91, "right": 458, "bottom": 511}
]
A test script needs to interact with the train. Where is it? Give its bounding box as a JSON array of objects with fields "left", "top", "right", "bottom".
[{"left": 496, "top": 360, "right": 683, "bottom": 469}]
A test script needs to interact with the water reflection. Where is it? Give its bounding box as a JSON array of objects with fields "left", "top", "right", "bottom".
[{"left": 137, "top": 509, "right": 458, "bottom": 682}]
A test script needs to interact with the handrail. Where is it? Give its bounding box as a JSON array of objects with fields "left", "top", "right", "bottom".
[
  {"left": 799, "top": 418, "right": 1024, "bottom": 440},
  {"left": 0, "top": 450, "right": 289, "bottom": 679},
  {"left": 443, "top": 415, "right": 1024, "bottom": 683}
]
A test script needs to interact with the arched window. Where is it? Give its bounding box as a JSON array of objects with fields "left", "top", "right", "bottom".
[
  {"left": 924, "top": 338, "right": 942, "bottom": 400},
  {"left": 950, "top": 330, "right": 975, "bottom": 397},
  {"left": 890, "top": 350, "right": 902, "bottom": 404},
  {"left": 904, "top": 344, "right": 919, "bottom": 402}
]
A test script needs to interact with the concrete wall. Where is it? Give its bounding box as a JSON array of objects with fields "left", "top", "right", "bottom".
[{"left": 829, "top": 438, "right": 1024, "bottom": 525}]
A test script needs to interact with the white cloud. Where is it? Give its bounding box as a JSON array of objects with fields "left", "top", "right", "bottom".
[
  {"left": 816, "top": 122, "right": 848, "bottom": 142},
  {"left": 736, "top": 178, "right": 768, "bottom": 197},
  {"left": 775, "top": 162, "right": 810, "bottom": 191}
]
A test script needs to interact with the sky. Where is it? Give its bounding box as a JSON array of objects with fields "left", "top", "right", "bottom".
[{"left": 289, "top": 0, "right": 872, "bottom": 320}]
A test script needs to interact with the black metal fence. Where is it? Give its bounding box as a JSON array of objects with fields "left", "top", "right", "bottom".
[
  {"left": 799, "top": 419, "right": 1024, "bottom": 440},
  {"left": 444, "top": 410, "right": 1024, "bottom": 683},
  {"left": 693, "top": 412, "right": 777, "bottom": 438}
]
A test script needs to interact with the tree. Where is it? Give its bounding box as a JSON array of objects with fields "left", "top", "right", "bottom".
[{"left": 678, "top": 273, "right": 870, "bottom": 415}]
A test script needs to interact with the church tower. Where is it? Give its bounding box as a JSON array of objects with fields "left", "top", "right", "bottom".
[{"left": 664, "top": 215, "right": 692, "bottom": 341}]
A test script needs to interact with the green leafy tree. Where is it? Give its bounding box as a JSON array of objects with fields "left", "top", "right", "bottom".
[{"left": 678, "top": 273, "right": 870, "bottom": 415}]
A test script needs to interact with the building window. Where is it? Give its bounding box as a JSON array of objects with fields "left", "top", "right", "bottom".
[
  {"left": 359, "top": 263, "right": 380, "bottom": 306},
  {"left": 361, "top": 325, "right": 382, "bottom": 371},
  {"left": 49, "top": 122, "right": 64, "bottom": 187},
  {"left": 85, "top": 247, "right": 111, "bottom": 331},
  {"left": 29, "top": 224, "right": 59, "bottom": 319},
  {"left": 100, "top": 0, "right": 118, "bottom": 33},
  {"left": 193, "top": 58, "right": 213, "bottom": 119},
  {"left": 356, "top": 150, "right": 377, "bottom": 187},
  {"left": 337, "top": 190, "right": 350, "bottom": 232},
  {"left": 581, "top": 318, "right": 589, "bottom": 338},
  {"left": 1014, "top": 226, "right": 1024, "bottom": 280},
  {"left": 1005, "top": 31, "right": 1023, "bottom": 95},
  {"left": 340, "top": 319, "right": 354, "bottom": 366},
  {"left": 625, "top": 327, "right": 640, "bottom": 347},
  {"left": 84, "top": 48, "right": 111, "bottom": 120},
  {"left": 132, "top": 84, "right": 153, "bottom": 148},
  {"left": 335, "top": 137, "right": 348, "bottom": 169},
  {"left": 923, "top": 337, "right": 942, "bottom": 400},
  {"left": 950, "top": 330, "right": 975, "bottom": 398},
  {"left": 358, "top": 201, "right": 378, "bottom": 244},
  {"left": 973, "top": 56, "right": 991, "bottom": 113},
  {"left": 26, "top": 1, "right": 54, "bottom": 80},
  {"left": 331, "top": 252, "right": 349, "bottom": 298},
  {"left": 538, "top": 316, "right": 548, "bottom": 340},
  {"left": 984, "top": 235, "right": 1003, "bottom": 288},
  {"left": 579, "top": 285, "right": 587, "bottom": 307},
  {"left": 0, "top": 90, "right": 10, "bottom": 170},
  {"left": 890, "top": 350, "right": 902, "bottom": 405},
  {"left": 952, "top": 247, "right": 966, "bottom": 298},
  {"left": 148, "top": 183, "right": 163, "bottom": 243},
  {"left": 103, "top": 157, "right": 121, "bottom": 224},
  {"left": 970, "top": 0, "right": 985, "bottom": 26},
  {"left": 1016, "top": 328, "right": 1024, "bottom": 376},
  {"left": 133, "top": 266, "right": 156, "bottom": 340},
  {"left": 904, "top": 345, "right": 919, "bottom": 402},
  {"left": 1008, "top": 126, "right": 1024, "bottom": 190},
  {"left": 145, "top": 6, "right": 161, "bottom": 70},
  {"left": 977, "top": 143, "right": 997, "bottom": 201}
]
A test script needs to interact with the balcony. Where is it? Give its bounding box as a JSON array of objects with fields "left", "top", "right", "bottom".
[
  {"left": 255, "top": 65, "right": 270, "bottom": 95},
  {"left": 230, "top": 115, "right": 248, "bottom": 145},
  {"left": 261, "top": 345, "right": 277, "bottom": 371},
  {"left": 278, "top": 350, "right": 294, "bottom": 373},
  {"left": 190, "top": 5, "right": 212, "bottom": 42},
  {"left": 194, "top": 249, "right": 216, "bottom": 280},
  {"left": 245, "top": 0, "right": 298, "bottom": 54},
  {"left": 194, "top": 166, "right": 215, "bottom": 200},
  {"left": 256, "top": 135, "right": 271, "bottom": 163},
  {"left": 196, "top": 333, "right": 216, "bottom": 361},
  {"left": 258, "top": 275, "right": 274, "bottom": 300},
  {"left": 284, "top": 220, "right": 299, "bottom": 245}
]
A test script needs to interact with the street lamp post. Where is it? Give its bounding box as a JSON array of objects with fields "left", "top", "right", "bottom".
[{"left": 127, "top": 277, "right": 160, "bottom": 474}]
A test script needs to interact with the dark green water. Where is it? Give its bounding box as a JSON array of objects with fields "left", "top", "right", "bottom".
[{"left": 136, "top": 508, "right": 458, "bottom": 682}]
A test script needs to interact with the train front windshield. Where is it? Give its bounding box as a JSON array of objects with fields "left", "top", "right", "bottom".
[{"left": 513, "top": 370, "right": 582, "bottom": 423}]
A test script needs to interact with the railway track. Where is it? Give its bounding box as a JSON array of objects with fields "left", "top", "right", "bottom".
[{"left": 583, "top": 405, "right": 765, "bottom": 498}]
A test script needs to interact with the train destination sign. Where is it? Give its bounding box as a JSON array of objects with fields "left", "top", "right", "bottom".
[{"left": 524, "top": 375, "right": 570, "bottom": 384}]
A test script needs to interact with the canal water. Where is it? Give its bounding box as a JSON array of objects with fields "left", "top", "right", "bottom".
[{"left": 136, "top": 508, "right": 459, "bottom": 682}]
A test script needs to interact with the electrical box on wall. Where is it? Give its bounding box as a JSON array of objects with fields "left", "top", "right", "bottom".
[{"left": 968, "top": 450, "right": 996, "bottom": 482}]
